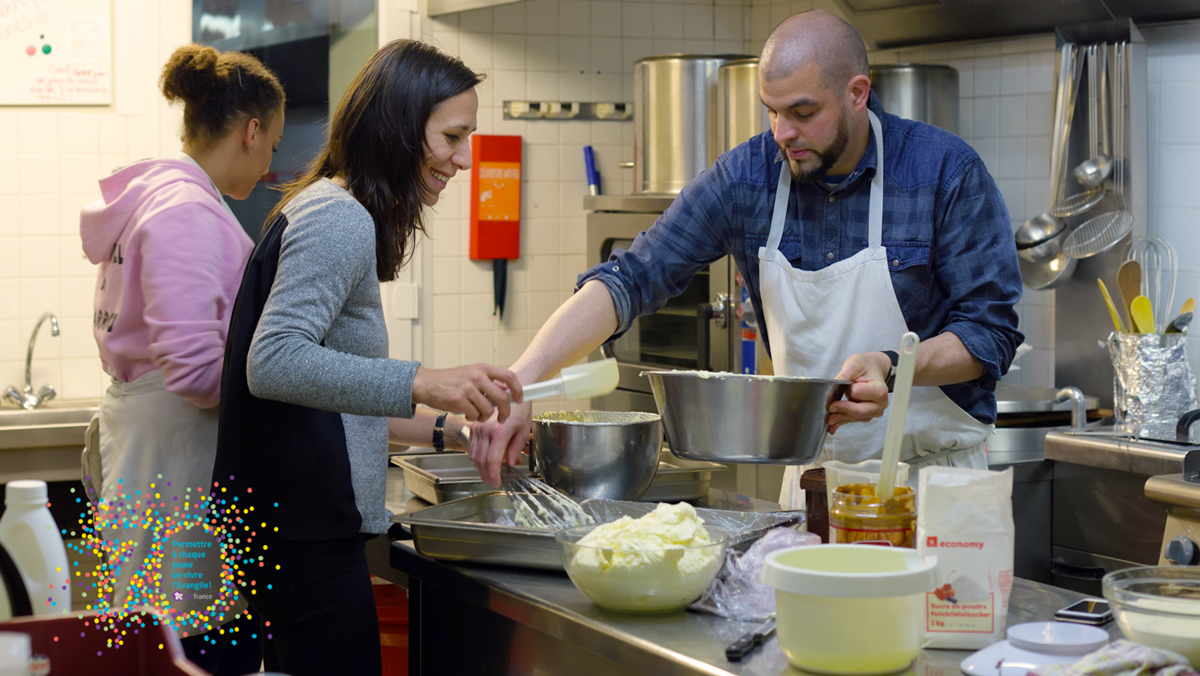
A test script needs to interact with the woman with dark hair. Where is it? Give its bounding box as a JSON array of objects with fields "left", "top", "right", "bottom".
[
  {"left": 79, "top": 44, "right": 284, "bottom": 675},
  {"left": 212, "top": 40, "right": 518, "bottom": 675}
]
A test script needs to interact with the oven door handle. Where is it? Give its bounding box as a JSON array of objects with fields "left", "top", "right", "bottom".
[
  {"left": 697, "top": 295, "right": 731, "bottom": 371},
  {"left": 1050, "top": 557, "right": 1107, "bottom": 581}
]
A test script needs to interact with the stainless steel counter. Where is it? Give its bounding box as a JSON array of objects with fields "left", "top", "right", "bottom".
[{"left": 382, "top": 467, "right": 1125, "bottom": 676}]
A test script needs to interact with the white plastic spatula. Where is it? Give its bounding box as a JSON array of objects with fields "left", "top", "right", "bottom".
[
  {"left": 877, "top": 332, "right": 919, "bottom": 504},
  {"left": 518, "top": 358, "right": 620, "bottom": 402}
]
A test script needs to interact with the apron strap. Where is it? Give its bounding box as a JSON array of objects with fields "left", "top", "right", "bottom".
[
  {"left": 867, "top": 109, "right": 884, "bottom": 250},
  {"left": 765, "top": 110, "right": 887, "bottom": 255},
  {"left": 765, "top": 162, "right": 791, "bottom": 253}
]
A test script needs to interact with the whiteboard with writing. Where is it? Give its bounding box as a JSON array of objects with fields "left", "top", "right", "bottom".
[{"left": 0, "top": 0, "right": 111, "bottom": 105}]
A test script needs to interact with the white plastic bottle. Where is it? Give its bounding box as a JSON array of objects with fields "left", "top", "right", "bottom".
[{"left": 0, "top": 481, "right": 70, "bottom": 615}]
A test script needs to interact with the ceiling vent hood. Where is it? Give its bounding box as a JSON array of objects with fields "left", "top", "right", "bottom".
[{"left": 837, "top": 0, "right": 1200, "bottom": 49}]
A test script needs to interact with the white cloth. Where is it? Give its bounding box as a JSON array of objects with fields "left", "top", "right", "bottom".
[
  {"left": 761, "top": 111, "right": 993, "bottom": 510},
  {"left": 81, "top": 369, "right": 245, "bottom": 633}
]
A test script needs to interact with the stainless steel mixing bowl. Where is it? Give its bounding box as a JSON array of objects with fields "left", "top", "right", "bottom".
[
  {"left": 531, "top": 411, "right": 663, "bottom": 500},
  {"left": 643, "top": 371, "right": 850, "bottom": 464}
]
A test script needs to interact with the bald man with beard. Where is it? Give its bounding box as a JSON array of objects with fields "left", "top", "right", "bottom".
[{"left": 469, "top": 11, "right": 1024, "bottom": 506}]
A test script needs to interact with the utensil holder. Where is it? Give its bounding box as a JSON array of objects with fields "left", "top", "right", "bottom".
[{"left": 1109, "top": 332, "right": 1198, "bottom": 441}]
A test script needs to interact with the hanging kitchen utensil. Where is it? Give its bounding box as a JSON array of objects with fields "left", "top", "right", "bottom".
[
  {"left": 877, "top": 332, "right": 919, "bottom": 504},
  {"left": 1050, "top": 47, "right": 1103, "bottom": 219},
  {"left": 1072, "top": 44, "right": 1113, "bottom": 189},
  {"left": 1117, "top": 260, "right": 1141, "bottom": 331},
  {"left": 1098, "top": 278, "right": 1126, "bottom": 332},
  {"left": 1064, "top": 44, "right": 1133, "bottom": 259},
  {"left": 1020, "top": 44, "right": 1079, "bottom": 289},
  {"left": 1130, "top": 296, "right": 1155, "bottom": 334},
  {"left": 1015, "top": 213, "right": 1066, "bottom": 254}
]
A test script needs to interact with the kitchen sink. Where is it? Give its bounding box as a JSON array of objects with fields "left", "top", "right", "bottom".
[{"left": 0, "top": 401, "right": 99, "bottom": 483}]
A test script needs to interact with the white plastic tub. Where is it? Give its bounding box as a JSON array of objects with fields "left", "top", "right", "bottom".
[{"left": 762, "top": 544, "right": 937, "bottom": 675}]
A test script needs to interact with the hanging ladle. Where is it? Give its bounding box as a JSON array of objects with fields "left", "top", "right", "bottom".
[{"left": 1072, "top": 44, "right": 1113, "bottom": 188}]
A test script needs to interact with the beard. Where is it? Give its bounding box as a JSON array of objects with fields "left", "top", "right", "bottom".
[{"left": 782, "top": 111, "right": 851, "bottom": 183}]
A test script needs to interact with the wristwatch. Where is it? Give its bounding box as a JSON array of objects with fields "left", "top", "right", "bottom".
[
  {"left": 432, "top": 412, "right": 449, "bottom": 452},
  {"left": 882, "top": 350, "right": 900, "bottom": 393}
]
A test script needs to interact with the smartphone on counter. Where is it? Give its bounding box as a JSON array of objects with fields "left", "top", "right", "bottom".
[{"left": 1054, "top": 598, "right": 1113, "bottom": 625}]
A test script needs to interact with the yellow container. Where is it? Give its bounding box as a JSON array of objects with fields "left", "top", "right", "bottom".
[
  {"left": 828, "top": 483, "right": 916, "bottom": 548},
  {"left": 762, "top": 545, "right": 938, "bottom": 675}
]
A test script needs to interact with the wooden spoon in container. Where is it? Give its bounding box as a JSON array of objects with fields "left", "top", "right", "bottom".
[{"left": 1117, "top": 260, "right": 1142, "bottom": 331}]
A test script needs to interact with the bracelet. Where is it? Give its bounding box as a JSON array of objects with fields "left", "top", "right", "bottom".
[{"left": 432, "top": 412, "right": 449, "bottom": 452}]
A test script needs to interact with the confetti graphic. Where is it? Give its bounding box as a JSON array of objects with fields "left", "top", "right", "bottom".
[{"left": 67, "top": 474, "right": 278, "bottom": 651}]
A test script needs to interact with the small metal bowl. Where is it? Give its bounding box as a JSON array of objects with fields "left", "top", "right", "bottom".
[
  {"left": 1019, "top": 244, "right": 1077, "bottom": 290},
  {"left": 642, "top": 371, "right": 850, "bottom": 464},
  {"left": 531, "top": 411, "right": 662, "bottom": 500},
  {"left": 1016, "top": 214, "right": 1067, "bottom": 263}
]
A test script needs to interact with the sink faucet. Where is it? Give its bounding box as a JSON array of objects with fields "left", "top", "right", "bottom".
[{"left": 5, "top": 312, "right": 60, "bottom": 410}]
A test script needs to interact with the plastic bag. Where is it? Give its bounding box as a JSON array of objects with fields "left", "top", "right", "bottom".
[{"left": 689, "top": 526, "right": 820, "bottom": 621}]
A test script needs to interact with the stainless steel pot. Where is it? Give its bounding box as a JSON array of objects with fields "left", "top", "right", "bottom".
[
  {"left": 531, "top": 411, "right": 662, "bottom": 500},
  {"left": 634, "top": 54, "right": 752, "bottom": 194},
  {"left": 718, "top": 58, "right": 770, "bottom": 155},
  {"left": 643, "top": 371, "right": 849, "bottom": 464},
  {"left": 869, "top": 64, "right": 959, "bottom": 134}
]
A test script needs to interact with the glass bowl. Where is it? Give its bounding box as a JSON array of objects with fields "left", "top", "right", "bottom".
[
  {"left": 1102, "top": 565, "right": 1200, "bottom": 664},
  {"left": 555, "top": 523, "right": 728, "bottom": 613}
]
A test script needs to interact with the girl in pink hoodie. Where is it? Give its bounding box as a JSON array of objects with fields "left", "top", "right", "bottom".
[{"left": 78, "top": 44, "right": 284, "bottom": 676}]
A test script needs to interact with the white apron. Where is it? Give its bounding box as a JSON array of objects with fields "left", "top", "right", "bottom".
[
  {"left": 81, "top": 370, "right": 245, "bottom": 634},
  {"left": 766, "top": 111, "right": 993, "bottom": 510}
]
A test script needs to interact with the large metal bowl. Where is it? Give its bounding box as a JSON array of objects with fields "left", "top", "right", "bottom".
[
  {"left": 531, "top": 411, "right": 662, "bottom": 500},
  {"left": 643, "top": 371, "right": 850, "bottom": 464}
]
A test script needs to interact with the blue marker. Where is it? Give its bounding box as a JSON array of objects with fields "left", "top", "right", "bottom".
[{"left": 584, "top": 145, "right": 601, "bottom": 196}]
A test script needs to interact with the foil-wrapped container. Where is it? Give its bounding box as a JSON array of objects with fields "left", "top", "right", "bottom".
[{"left": 1109, "top": 332, "right": 1198, "bottom": 441}]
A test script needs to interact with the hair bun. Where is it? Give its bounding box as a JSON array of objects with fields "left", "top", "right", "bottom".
[{"left": 160, "top": 44, "right": 221, "bottom": 106}]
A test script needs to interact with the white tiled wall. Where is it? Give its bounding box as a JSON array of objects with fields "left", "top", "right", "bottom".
[
  {"left": 1, "top": 0, "right": 191, "bottom": 403},
  {"left": 1144, "top": 21, "right": 1200, "bottom": 392}
]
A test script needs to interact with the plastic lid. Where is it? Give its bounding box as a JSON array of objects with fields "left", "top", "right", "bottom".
[
  {"left": 1006, "top": 622, "right": 1109, "bottom": 656},
  {"left": 762, "top": 544, "right": 937, "bottom": 598},
  {"left": 799, "top": 468, "right": 826, "bottom": 491},
  {"left": 4, "top": 480, "right": 48, "bottom": 506}
]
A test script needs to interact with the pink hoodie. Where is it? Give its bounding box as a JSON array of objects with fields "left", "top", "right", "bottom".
[{"left": 81, "top": 159, "right": 254, "bottom": 408}]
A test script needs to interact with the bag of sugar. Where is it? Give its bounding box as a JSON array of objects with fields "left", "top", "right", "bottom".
[{"left": 917, "top": 466, "right": 1015, "bottom": 650}]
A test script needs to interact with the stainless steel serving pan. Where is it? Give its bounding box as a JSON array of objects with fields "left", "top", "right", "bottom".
[
  {"left": 398, "top": 451, "right": 726, "bottom": 505},
  {"left": 393, "top": 493, "right": 801, "bottom": 570}
]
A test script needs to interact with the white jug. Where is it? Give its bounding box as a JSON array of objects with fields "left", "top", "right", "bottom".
[{"left": 0, "top": 481, "right": 70, "bottom": 615}]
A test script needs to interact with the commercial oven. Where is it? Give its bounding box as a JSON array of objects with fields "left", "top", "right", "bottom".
[{"left": 584, "top": 194, "right": 743, "bottom": 413}]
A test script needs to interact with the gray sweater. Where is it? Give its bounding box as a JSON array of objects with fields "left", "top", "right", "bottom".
[{"left": 247, "top": 178, "right": 418, "bottom": 534}]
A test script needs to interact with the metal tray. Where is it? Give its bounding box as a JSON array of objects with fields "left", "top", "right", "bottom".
[
  {"left": 642, "top": 454, "right": 727, "bottom": 502},
  {"left": 397, "top": 451, "right": 726, "bottom": 505},
  {"left": 397, "top": 453, "right": 491, "bottom": 504},
  {"left": 392, "top": 493, "right": 802, "bottom": 570}
]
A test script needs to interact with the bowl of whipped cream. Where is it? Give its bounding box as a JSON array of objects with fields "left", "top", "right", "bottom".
[{"left": 556, "top": 502, "right": 728, "bottom": 613}]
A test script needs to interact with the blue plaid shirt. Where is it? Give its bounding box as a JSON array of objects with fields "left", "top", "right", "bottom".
[{"left": 578, "top": 93, "right": 1024, "bottom": 424}]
